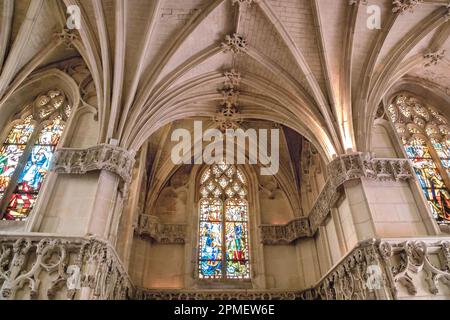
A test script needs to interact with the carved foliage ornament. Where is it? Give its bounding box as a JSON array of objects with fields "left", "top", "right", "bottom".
[
  {"left": 51, "top": 144, "right": 136, "bottom": 184},
  {"left": 231, "top": 0, "right": 257, "bottom": 7},
  {"left": 215, "top": 70, "right": 244, "bottom": 132},
  {"left": 0, "top": 236, "right": 132, "bottom": 300},
  {"left": 392, "top": 0, "right": 424, "bottom": 14},
  {"left": 136, "top": 214, "right": 187, "bottom": 244},
  {"left": 221, "top": 34, "right": 248, "bottom": 55}
]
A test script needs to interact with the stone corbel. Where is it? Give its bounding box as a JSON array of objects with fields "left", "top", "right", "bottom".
[
  {"left": 51, "top": 144, "right": 136, "bottom": 187},
  {"left": 136, "top": 214, "right": 187, "bottom": 244}
]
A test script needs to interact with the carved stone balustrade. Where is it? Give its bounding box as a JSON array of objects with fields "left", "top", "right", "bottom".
[
  {"left": 136, "top": 214, "right": 187, "bottom": 244},
  {"left": 260, "top": 218, "right": 311, "bottom": 245},
  {"left": 0, "top": 235, "right": 133, "bottom": 300},
  {"left": 262, "top": 153, "right": 414, "bottom": 243},
  {"left": 312, "top": 238, "right": 450, "bottom": 300},
  {"left": 135, "top": 288, "right": 313, "bottom": 301},
  {"left": 51, "top": 144, "right": 136, "bottom": 184}
]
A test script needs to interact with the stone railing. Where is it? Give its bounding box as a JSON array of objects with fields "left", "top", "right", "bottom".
[
  {"left": 135, "top": 288, "right": 313, "bottom": 301},
  {"left": 261, "top": 154, "right": 414, "bottom": 244},
  {"left": 260, "top": 218, "right": 311, "bottom": 245},
  {"left": 51, "top": 144, "right": 136, "bottom": 184},
  {"left": 310, "top": 238, "right": 450, "bottom": 300},
  {"left": 136, "top": 238, "right": 449, "bottom": 301},
  {"left": 0, "top": 235, "right": 133, "bottom": 300},
  {"left": 136, "top": 214, "right": 187, "bottom": 244}
]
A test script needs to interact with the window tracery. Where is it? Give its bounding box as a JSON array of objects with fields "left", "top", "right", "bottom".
[
  {"left": 0, "top": 90, "right": 71, "bottom": 221},
  {"left": 388, "top": 94, "right": 450, "bottom": 225},
  {"left": 198, "top": 164, "right": 250, "bottom": 280}
]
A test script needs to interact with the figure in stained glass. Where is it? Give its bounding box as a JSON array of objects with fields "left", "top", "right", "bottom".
[
  {"left": 198, "top": 165, "right": 250, "bottom": 280},
  {"left": 0, "top": 90, "right": 71, "bottom": 221}
]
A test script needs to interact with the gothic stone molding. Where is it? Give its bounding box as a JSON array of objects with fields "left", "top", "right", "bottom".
[
  {"left": 51, "top": 144, "right": 136, "bottom": 184},
  {"left": 261, "top": 153, "right": 414, "bottom": 243},
  {"left": 136, "top": 214, "right": 187, "bottom": 244},
  {"left": 0, "top": 236, "right": 133, "bottom": 300}
]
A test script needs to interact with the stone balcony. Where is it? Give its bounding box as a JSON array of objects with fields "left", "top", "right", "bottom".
[
  {"left": 1, "top": 234, "right": 449, "bottom": 300},
  {"left": 136, "top": 238, "right": 450, "bottom": 300},
  {"left": 0, "top": 234, "right": 133, "bottom": 300}
]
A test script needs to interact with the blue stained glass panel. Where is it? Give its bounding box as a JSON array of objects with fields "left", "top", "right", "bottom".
[
  {"left": 199, "top": 222, "right": 222, "bottom": 260},
  {"left": 199, "top": 260, "right": 222, "bottom": 279},
  {"left": 17, "top": 146, "right": 54, "bottom": 193}
]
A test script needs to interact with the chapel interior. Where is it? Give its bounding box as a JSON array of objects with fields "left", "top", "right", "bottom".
[{"left": 0, "top": 0, "right": 449, "bottom": 300}]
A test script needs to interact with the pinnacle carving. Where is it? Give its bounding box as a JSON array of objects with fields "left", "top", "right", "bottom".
[
  {"left": 214, "top": 70, "right": 243, "bottom": 131},
  {"left": 392, "top": 0, "right": 423, "bottom": 14},
  {"left": 221, "top": 33, "right": 248, "bottom": 55}
]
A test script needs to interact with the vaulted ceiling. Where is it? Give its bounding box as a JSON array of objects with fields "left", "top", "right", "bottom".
[{"left": 0, "top": 0, "right": 449, "bottom": 162}]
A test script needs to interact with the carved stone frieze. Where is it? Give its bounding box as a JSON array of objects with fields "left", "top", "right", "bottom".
[
  {"left": 51, "top": 144, "right": 136, "bottom": 184},
  {"left": 0, "top": 236, "right": 133, "bottom": 300},
  {"left": 260, "top": 218, "right": 311, "bottom": 245},
  {"left": 135, "top": 288, "right": 312, "bottom": 300},
  {"left": 136, "top": 214, "right": 187, "bottom": 244}
]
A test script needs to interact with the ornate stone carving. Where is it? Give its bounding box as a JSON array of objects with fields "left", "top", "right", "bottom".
[
  {"left": 392, "top": 0, "right": 423, "bottom": 14},
  {"left": 223, "top": 69, "right": 242, "bottom": 89},
  {"left": 260, "top": 218, "right": 311, "bottom": 245},
  {"left": 54, "top": 28, "right": 79, "bottom": 49},
  {"left": 424, "top": 50, "right": 446, "bottom": 68},
  {"left": 214, "top": 70, "right": 244, "bottom": 131},
  {"left": 304, "top": 238, "right": 450, "bottom": 300},
  {"left": 0, "top": 236, "right": 133, "bottom": 300},
  {"left": 135, "top": 288, "right": 311, "bottom": 300},
  {"left": 221, "top": 34, "right": 248, "bottom": 55},
  {"left": 136, "top": 214, "right": 187, "bottom": 244},
  {"left": 381, "top": 240, "right": 450, "bottom": 297},
  {"left": 263, "top": 153, "right": 414, "bottom": 241},
  {"left": 232, "top": 0, "right": 257, "bottom": 7},
  {"left": 51, "top": 144, "right": 136, "bottom": 184}
]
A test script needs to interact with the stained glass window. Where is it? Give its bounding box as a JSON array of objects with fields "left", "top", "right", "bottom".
[
  {"left": 0, "top": 90, "right": 71, "bottom": 221},
  {"left": 198, "top": 164, "right": 250, "bottom": 280},
  {"left": 389, "top": 94, "right": 450, "bottom": 225}
]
